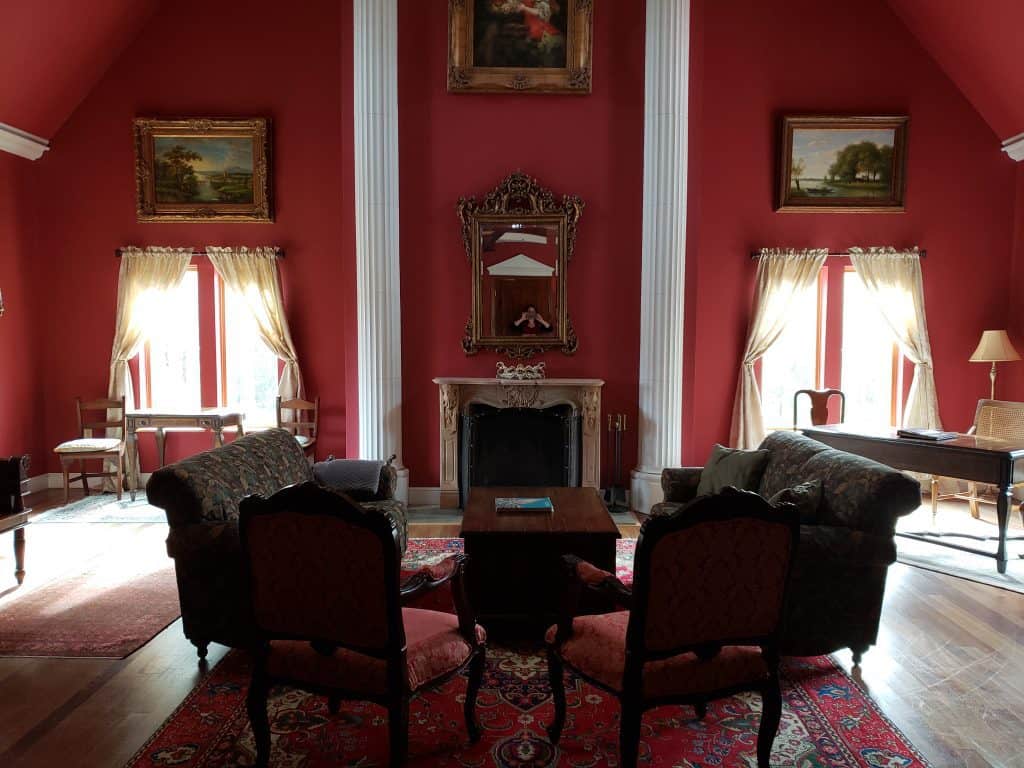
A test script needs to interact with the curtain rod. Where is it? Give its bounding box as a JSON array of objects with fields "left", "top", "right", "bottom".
[
  {"left": 114, "top": 248, "right": 284, "bottom": 259},
  {"left": 749, "top": 249, "right": 925, "bottom": 260}
]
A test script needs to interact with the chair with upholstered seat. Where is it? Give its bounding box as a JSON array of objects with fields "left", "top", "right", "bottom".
[
  {"left": 931, "top": 398, "right": 1024, "bottom": 522},
  {"left": 53, "top": 397, "right": 126, "bottom": 505},
  {"left": 276, "top": 395, "right": 319, "bottom": 459},
  {"left": 240, "top": 481, "right": 485, "bottom": 767},
  {"left": 793, "top": 388, "right": 845, "bottom": 428},
  {"left": 546, "top": 488, "right": 798, "bottom": 768}
]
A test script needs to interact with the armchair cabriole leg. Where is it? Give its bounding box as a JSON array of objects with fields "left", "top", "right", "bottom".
[
  {"left": 757, "top": 675, "right": 783, "bottom": 768},
  {"left": 388, "top": 697, "right": 409, "bottom": 767},
  {"left": 465, "top": 648, "right": 485, "bottom": 743},
  {"left": 694, "top": 702, "right": 707, "bottom": 720},
  {"left": 327, "top": 695, "right": 341, "bottom": 715},
  {"left": 247, "top": 669, "right": 271, "bottom": 768},
  {"left": 546, "top": 648, "right": 566, "bottom": 744},
  {"left": 619, "top": 698, "right": 642, "bottom": 768}
]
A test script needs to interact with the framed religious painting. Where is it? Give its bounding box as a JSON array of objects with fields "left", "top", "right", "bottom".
[
  {"left": 448, "top": 0, "right": 593, "bottom": 94},
  {"left": 777, "top": 115, "right": 909, "bottom": 213},
  {"left": 134, "top": 117, "right": 272, "bottom": 222}
]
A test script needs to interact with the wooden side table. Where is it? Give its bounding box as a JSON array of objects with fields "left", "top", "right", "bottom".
[{"left": 0, "top": 455, "right": 31, "bottom": 585}]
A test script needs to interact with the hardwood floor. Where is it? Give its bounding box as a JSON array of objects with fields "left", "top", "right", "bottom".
[{"left": 0, "top": 489, "right": 1021, "bottom": 767}]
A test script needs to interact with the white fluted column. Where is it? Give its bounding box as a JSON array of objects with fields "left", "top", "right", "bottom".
[
  {"left": 631, "top": 0, "right": 689, "bottom": 514},
  {"left": 353, "top": 0, "right": 408, "bottom": 502}
]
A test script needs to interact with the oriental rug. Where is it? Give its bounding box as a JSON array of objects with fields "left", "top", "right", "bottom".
[{"left": 126, "top": 538, "right": 929, "bottom": 767}]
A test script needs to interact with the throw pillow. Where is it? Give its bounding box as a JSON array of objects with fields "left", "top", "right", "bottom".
[
  {"left": 769, "top": 479, "right": 823, "bottom": 525},
  {"left": 695, "top": 444, "right": 771, "bottom": 496}
]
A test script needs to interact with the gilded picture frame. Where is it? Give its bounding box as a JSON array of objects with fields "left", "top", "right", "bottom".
[
  {"left": 133, "top": 117, "right": 272, "bottom": 223},
  {"left": 777, "top": 115, "right": 909, "bottom": 213},
  {"left": 448, "top": 0, "right": 593, "bottom": 94}
]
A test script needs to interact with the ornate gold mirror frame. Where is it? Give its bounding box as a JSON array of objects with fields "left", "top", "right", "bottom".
[{"left": 458, "top": 172, "right": 583, "bottom": 359}]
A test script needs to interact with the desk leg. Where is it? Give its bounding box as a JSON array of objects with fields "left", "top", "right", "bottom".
[
  {"left": 13, "top": 527, "right": 25, "bottom": 585},
  {"left": 155, "top": 428, "right": 166, "bottom": 468},
  {"left": 127, "top": 427, "right": 139, "bottom": 502},
  {"left": 996, "top": 484, "right": 1010, "bottom": 574},
  {"left": 213, "top": 426, "right": 224, "bottom": 448}
]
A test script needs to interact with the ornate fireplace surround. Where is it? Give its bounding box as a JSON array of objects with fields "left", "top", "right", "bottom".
[{"left": 433, "top": 377, "right": 603, "bottom": 508}]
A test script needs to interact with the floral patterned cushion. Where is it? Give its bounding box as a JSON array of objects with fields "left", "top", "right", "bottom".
[
  {"left": 267, "top": 608, "right": 485, "bottom": 694},
  {"left": 54, "top": 438, "right": 122, "bottom": 453},
  {"left": 545, "top": 612, "right": 768, "bottom": 697}
]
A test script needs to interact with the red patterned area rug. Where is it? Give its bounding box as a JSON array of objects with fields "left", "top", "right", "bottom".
[
  {"left": 126, "top": 539, "right": 929, "bottom": 768},
  {"left": 0, "top": 550, "right": 179, "bottom": 658}
]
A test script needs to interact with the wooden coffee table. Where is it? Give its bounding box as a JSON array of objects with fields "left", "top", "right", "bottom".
[{"left": 460, "top": 486, "right": 620, "bottom": 634}]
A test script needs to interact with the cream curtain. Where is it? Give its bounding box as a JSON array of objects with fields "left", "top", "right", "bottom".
[
  {"left": 849, "top": 247, "right": 940, "bottom": 429},
  {"left": 729, "top": 248, "right": 829, "bottom": 449},
  {"left": 206, "top": 246, "right": 303, "bottom": 403},
  {"left": 108, "top": 246, "right": 193, "bottom": 411}
]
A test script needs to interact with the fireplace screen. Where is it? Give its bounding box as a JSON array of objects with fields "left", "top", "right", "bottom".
[{"left": 460, "top": 403, "right": 580, "bottom": 506}]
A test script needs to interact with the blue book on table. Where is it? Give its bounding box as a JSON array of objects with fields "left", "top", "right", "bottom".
[{"left": 495, "top": 497, "right": 554, "bottom": 512}]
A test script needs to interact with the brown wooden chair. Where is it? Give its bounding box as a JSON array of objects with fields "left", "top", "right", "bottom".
[
  {"left": 276, "top": 395, "right": 319, "bottom": 459},
  {"left": 546, "top": 488, "right": 799, "bottom": 768},
  {"left": 793, "top": 388, "right": 845, "bottom": 428},
  {"left": 53, "top": 397, "right": 126, "bottom": 505},
  {"left": 931, "top": 398, "right": 1024, "bottom": 521},
  {"left": 240, "top": 482, "right": 485, "bottom": 767}
]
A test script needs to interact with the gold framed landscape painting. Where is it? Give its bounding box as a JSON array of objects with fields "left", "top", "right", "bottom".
[
  {"left": 134, "top": 117, "right": 272, "bottom": 222},
  {"left": 778, "top": 115, "right": 908, "bottom": 212},
  {"left": 448, "top": 0, "right": 593, "bottom": 94}
]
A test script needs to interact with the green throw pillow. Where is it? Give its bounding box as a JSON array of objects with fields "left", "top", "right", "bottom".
[
  {"left": 769, "top": 479, "right": 823, "bottom": 525},
  {"left": 695, "top": 444, "right": 771, "bottom": 497}
]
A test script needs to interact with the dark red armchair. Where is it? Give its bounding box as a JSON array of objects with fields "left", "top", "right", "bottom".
[
  {"left": 545, "top": 488, "right": 799, "bottom": 768},
  {"left": 240, "top": 482, "right": 486, "bottom": 767}
]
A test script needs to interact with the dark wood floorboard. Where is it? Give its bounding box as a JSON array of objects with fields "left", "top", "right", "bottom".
[{"left": 0, "top": 489, "right": 1020, "bottom": 767}]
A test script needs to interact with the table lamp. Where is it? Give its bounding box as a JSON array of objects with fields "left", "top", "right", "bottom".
[{"left": 969, "top": 329, "right": 1021, "bottom": 399}]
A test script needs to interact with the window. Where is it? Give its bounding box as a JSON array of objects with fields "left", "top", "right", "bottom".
[
  {"left": 139, "top": 268, "right": 201, "bottom": 409},
  {"left": 759, "top": 263, "right": 904, "bottom": 430},
  {"left": 841, "top": 268, "right": 903, "bottom": 427},
  {"left": 217, "top": 279, "right": 280, "bottom": 427},
  {"left": 760, "top": 270, "right": 824, "bottom": 429}
]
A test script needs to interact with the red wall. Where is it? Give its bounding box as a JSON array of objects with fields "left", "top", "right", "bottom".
[
  {"left": 23, "top": 0, "right": 354, "bottom": 473},
  {"left": 683, "top": 0, "right": 1019, "bottom": 463},
  {"left": 0, "top": 154, "right": 41, "bottom": 459},
  {"left": 397, "top": 1, "right": 646, "bottom": 487},
  {"left": 1004, "top": 166, "right": 1024, "bottom": 395}
]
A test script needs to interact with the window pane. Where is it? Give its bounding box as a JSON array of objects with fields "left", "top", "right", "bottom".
[
  {"left": 145, "top": 270, "right": 200, "bottom": 409},
  {"left": 221, "top": 283, "right": 279, "bottom": 426},
  {"left": 842, "top": 271, "right": 898, "bottom": 427},
  {"left": 760, "top": 278, "right": 820, "bottom": 430}
]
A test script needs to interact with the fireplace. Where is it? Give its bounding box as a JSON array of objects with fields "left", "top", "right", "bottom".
[
  {"left": 460, "top": 404, "right": 581, "bottom": 506},
  {"left": 433, "top": 377, "right": 603, "bottom": 508}
]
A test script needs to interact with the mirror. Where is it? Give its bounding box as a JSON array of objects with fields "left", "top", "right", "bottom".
[{"left": 458, "top": 172, "right": 582, "bottom": 358}]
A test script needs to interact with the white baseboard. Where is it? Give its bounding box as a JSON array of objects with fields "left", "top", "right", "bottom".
[{"left": 409, "top": 486, "right": 441, "bottom": 506}]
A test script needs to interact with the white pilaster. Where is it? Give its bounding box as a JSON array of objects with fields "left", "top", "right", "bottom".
[
  {"left": 353, "top": 0, "right": 407, "bottom": 502},
  {"left": 631, "top": 0, "right": 689, "bottom": 514}
]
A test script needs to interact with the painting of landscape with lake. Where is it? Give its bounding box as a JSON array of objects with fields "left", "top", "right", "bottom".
[
  {"left": 134, "top": 118, "right": 272, "bottom": 222},
  {"left": 778, "top": 116, "right": 908, "bottom": 212}
]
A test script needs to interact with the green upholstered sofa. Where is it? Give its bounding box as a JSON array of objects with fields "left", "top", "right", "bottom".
[
  {"left": 653, "top": 430, "right": 921, "bottom": 663},
  {"left": 147, "top": 428, "right": 406, "bottom": 659}
]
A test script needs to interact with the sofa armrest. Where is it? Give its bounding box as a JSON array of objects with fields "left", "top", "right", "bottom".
[{"left": 661, "top": 467, "right": 703, "bottom": 503}]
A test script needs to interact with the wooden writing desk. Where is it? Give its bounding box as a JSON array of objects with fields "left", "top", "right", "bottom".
[
  {"left": 802, "top": 425, "right": 1024, "bottom": 574},
  {"left": 0, "top": 455, "right": 30, "bottom": 585},
  {"left": 126, "top": 409, "right": 244, "bottom": 500}
]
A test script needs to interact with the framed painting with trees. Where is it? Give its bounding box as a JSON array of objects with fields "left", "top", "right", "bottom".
[
  {"left": 134, "top": 118, "right": 272, "bottom": 222},
  {"left": 777, "top": 115, "right": 908, "bottom": 213}
]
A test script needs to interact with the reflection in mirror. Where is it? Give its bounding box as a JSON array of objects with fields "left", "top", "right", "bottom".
[
  {"left": 458, "top": 172, "right": 582, "bottom": 358},
  {"left": 480, "top": 223, "right": 560, "bottom": 338}
]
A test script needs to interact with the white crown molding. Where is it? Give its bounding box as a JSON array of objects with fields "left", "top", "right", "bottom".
[
  {"left": 1002, "top": 132, "right": 1024, "bottom": 162},
  {"left": 0, "top": 122, "right": 49, "bottom": 160}
]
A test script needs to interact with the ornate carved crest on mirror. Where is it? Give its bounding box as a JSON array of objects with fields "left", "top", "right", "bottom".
[{"left": 457, "top": 172, "right": 583, "bottom": 359}]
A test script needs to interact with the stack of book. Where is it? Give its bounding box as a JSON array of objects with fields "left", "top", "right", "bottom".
[{"left": 495, "top": 496, "right": 554, "bottom": 513}]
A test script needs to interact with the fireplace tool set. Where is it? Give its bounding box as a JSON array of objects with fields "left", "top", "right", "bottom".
[{"left": 605, "top": 413, "right": 629, "bottom": 512}]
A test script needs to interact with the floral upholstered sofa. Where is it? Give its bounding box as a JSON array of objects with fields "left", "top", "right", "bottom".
[
  {"left": 653, "top": 430, "right": 920, "bottom": 663},
  {"left": 147, "top": 427, "right": 406, "bottom": 660}
]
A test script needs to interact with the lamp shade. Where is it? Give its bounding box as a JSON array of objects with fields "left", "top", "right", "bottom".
[{"left": 969, "top": 330, "right": 1021, "bottom": 363}]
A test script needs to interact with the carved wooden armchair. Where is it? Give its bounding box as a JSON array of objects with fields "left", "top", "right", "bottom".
[
  {"left": 545, "top": 488, "right": 799, "bottom": 768},
  {"left": 240, "top": 482, "right": 485, "bottom": 767}
]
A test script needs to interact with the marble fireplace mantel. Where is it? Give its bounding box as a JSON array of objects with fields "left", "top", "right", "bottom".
[{"left": 433, "top": 377, "right": 604, "bottom": 508}]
